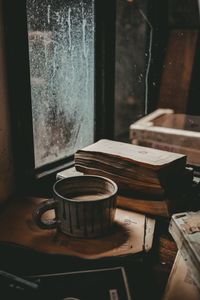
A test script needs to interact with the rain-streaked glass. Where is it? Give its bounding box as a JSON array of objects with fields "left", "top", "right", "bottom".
[{"left": 26, "top": 0, "right": 95, "bottom": 168}]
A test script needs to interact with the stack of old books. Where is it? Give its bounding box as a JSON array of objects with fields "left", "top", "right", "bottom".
[{"left": 74, "top": 139, "right": 194, "bottom": 217}]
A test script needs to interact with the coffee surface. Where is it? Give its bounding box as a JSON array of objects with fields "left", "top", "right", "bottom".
[{"left": 64, "top": 192, "right": 107, "bottom": 201}]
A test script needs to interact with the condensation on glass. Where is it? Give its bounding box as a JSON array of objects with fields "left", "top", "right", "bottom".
[
  {"left": 114, "top": 0, "right": 149, "bottom": 141},
  {"left": 26, "top": 0, "right": 95, "bottom": 168}
]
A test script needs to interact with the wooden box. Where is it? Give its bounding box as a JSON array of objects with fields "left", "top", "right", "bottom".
[{"left": 130, "top": 109, "right": 200, "bottom": 167}]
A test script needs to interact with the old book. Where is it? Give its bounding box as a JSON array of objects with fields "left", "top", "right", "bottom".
[
  {"left": 3, "top": 267, "right": 132, "bottom": 300},
  {"left": 117, "top": 166, "right": 194, "bottom": 217},
  {"left": 56, "top": 167, "right": 83, "bottom": 180},
  {"left": 116, "top": 177, "right": 194, "bottom": 218},
  {"left": 169, "top": 211, "right": 200, "bottom": 292},
  {"left": 31, "top": 266, "right": 133, "bottom": 300},
  {"left": 75, "top": 139, "right": 187, "bottom": 198},
  {"left": 117, "top": 195, "right": 170, "bottom": 217},
  {"left": 57, "top": 168, "right": 170, "bottom": 217},
  {"left": 163, "top": 250, "right": 200, "bottom": 300},
  {"left": 57, "top": 167, "right": 194, "bottom": 218}
]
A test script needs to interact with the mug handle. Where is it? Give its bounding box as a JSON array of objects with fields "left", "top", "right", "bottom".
[{"left": 32, "top": 199, "right": 59, "bottom": 229}]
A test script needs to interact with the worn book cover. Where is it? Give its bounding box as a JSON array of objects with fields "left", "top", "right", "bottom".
[{"left": 28, "top": 266, "right": 133, "bottom": 300}]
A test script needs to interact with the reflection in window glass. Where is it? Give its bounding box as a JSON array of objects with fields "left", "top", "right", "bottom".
[
  {"left": 114, "top": 0, "right": 149, "bottom": 141},
  {"left": 26, "top": 0, "right": 95, "bottom": 168}
]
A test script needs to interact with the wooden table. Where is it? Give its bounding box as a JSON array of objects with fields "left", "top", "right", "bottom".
[{"left": 0, "top": 197, "right": 177, "bottom": 300}]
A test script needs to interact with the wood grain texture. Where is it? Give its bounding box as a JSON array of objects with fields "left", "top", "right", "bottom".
[
  {"left": 0, "top": 197, "right": 155, "bottom": 259},
  {"left": 158, "top": 30, "right": 198, "bottom": 113},
  {"left": 0, "top": 0, "right": 15, "bottom": 203}
]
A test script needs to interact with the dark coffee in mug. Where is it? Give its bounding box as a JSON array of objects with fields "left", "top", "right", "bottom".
[
  {"left": 66, "top": 193, "right": 108, "bottom": 201},
  {"left": 33, "top": 175, "right": 118, "bottom": 238}
]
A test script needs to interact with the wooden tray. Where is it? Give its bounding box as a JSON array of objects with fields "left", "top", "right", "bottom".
[{"left": 130, "top": 109, "right": 200, "bottom": 166}]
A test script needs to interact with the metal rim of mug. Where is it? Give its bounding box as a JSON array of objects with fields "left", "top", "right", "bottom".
[{"left": 53, "top": 175, "right": 118, "bottom": 203}]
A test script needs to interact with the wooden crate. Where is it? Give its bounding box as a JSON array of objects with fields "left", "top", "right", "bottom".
[{"left": 130, "top": 109, "right": 200, "bottom": 167}]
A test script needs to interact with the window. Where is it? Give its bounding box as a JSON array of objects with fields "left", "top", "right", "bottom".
[
  {"left": 3, "top": 0, "right": 200, "bottom": 191},
  {"left": 3, "top": 0, "right": 116, "bottom": 190},
  {"left": 26, "top": 0, "right": 95, "bottom": 168}
]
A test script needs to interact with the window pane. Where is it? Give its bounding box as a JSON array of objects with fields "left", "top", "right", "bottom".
[{"left": 26, "top": 0, "right": 95, "bottom": 168}]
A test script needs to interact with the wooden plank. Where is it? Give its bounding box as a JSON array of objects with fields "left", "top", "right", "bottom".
[{"left": 158, "top": 30, "right": 198, "bottom": 113}]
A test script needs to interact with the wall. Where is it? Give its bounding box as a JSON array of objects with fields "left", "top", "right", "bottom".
[
  {"left": 0, "top": 0, "right": 15, "bottom": 203},
  {"left": 114, "top": 0, "right": 148, "bottom": 141}
]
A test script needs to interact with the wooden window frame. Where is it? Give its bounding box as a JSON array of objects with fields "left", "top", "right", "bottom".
[{"left": 2, "top": 0, "right": 116, "bottom": 194}]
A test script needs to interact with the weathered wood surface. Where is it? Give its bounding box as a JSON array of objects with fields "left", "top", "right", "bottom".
[
  {"left": 0, "top": 197, "right": 155, "bottom": 259},
  {"left": 158, "top": 30, "right": 198, "bottom": 113}
]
